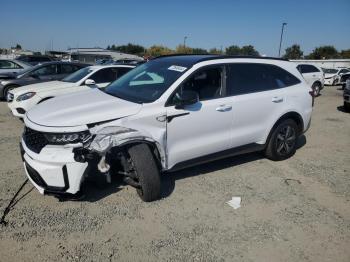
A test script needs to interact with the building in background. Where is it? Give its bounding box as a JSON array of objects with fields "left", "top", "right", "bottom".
[
  {"left": 291, "top": 59, "right": 350, "bottom": 69},
  {"left": 68, "top": 48, "right": 143, "bottom": 63}
]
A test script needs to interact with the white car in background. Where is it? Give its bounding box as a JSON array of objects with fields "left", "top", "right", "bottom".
[
  {"left": 7, "top": 64, "right": 135, "bottom": 118},
  {"left": 323, "top": 68, "right": 350, "bottom": 86},
  {"left": 0, "top": 59, "right": 32, "bottom": 74},
  {"left": 296, "top": 64, "right": 324, "bottom": 96}
]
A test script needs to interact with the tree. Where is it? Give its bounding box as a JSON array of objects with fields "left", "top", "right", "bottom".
[
  {"left": 340, "top": 49, "right": 350, "bottom": 59},
  {"left": 283, "top": 44, "right": 303, "bottom": 59},
  {"left": 106, "top": 45, "right": 111, "bottom": 50},
  {"left": 191, "top": 48, "right": 208, "bottom": 54},
  {"left": 240, "top": 45, "right": 259, "bottom": 56},
  {"left": 225, "top": 45, "right": 241, "bottom": 55},
  {"left": 225, "top": 45, "right": 259, "bottom": 56},
  {"left": 209, "top": 48, "right": 223, "bottom": 55},
  {"left": 115, "top": 43, "right": 145, "bottom": 55},
  {"left": 175, "top": 45, "right": 193, "bottom": 54},
  {"left": 307, "top": 45, "right": 339, "bottom": 59},
  {"left": 146, "top": 45, "right": 173, "bottom": 57}
]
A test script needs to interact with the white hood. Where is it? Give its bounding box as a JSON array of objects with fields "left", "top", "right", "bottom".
[
  {"left": 26, "top": 89, "right": 142, "bottom": 127},
  {"left": 11, "top": 81, "right": 77, "bottom": 96},
  {"left": 324, "top": 73, "right": 337, "bottom": 78}
]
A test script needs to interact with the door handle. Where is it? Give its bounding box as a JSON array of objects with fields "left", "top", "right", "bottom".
[
  {"left": 216, "top": 105, "right": 232, "bottom": 112},
  {"left": 272, "top": 97, "right": 284, "bottom": 103}
]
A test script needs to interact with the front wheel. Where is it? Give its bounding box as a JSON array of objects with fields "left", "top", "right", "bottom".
[
  {"left": 265, "top": 119, "right": 299, "bottom": 161},
  {"left": 3, "top": 85, "right": 19, "bottom": 100},
  {"left": 127, "top": 144, "right": 161, "bottom": 202}
]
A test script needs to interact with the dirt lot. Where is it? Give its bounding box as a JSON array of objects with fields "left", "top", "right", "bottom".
[{"left": 0, "top": 86, "right": 349, "bottom": 262}]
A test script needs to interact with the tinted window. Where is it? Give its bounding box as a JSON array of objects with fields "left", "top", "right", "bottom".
[
  {"left": 227, "top": 63, "right": 300, "bottom": 95},
  {"left": 60, "top": 64, "right": 81, "bottom": 74},
  {"left": 0, "top": 60, "right": 21, "bottom": 69},
  {"left": 62, "top": 67, "right": 93, "bottom": 83},
  {"left": 90, "top": 68, "right": 121, "bottom": 84},
  {"left": 172, "top": 66, "right": 223, "bottom": 102},
  {"left": 339, "top": 69, "right": 349, "bottom": 74},
  {"left": 117, "top": 67, "right": 133, "bottom": 78},
  {"left": 32, "top": 64, "right": 58, "bottom": 76},
  {"left": 298, "top": 64, "right": 319, "bottom": 73}
]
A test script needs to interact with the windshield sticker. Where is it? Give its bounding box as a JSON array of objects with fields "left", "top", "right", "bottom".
[{"left": 168, "top": 65, "right": 187, "bottom": 72}]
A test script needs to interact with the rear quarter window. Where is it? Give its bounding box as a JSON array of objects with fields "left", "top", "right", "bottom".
[{"left": 227, "top": 63, "right": 301, "bottom": 96}]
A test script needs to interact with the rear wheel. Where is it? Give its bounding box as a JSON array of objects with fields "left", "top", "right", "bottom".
[
  {"left": 312, "top": 82, "right": 321, "bottom": 97},
  {"left": 127, "top": 144, "right": 161, "bottom": 202},
  {"left": 265, "top": 119, "right": 298, "bottom": 161}
]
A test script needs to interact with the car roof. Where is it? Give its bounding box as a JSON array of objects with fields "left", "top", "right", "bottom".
[{"left": 152, "top": 54, "right": 288, "bottom": 67}]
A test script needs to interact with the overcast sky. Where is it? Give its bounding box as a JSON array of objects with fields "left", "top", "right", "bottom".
[{"left": 1, "top": 0, "right": 349, "bottom": 56}]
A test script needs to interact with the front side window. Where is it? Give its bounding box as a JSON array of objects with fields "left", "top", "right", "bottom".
[
  {"left": 90, "top": 68, "right": 127, "bottom": 84},
  {"left": 227, "top": 63, "right": 301, "bottom": 95},
  {"left": 60, "top": 64, "right": 80, "bottom": 74},
  {"left": 62, "top": 67, "right": 93, "bottom": 83},
  {"left": 339, "top": 69, "right": 349, "bottom": 74},
  {"left": 104, "top": 61, "right": 188, "bottom": 103},
  {"left": 0, "top": 60, "right": 21, "bottom": 69},
  {"left": 170, "top": 66, "right": 223, "bottom": 104},
  {"left": 32, "top": 64, "right": 57, "bottom": 76}
]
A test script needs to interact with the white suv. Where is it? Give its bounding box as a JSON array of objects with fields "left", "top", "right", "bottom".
[
  {"left": 7, "top": 65, "right": 134, "bottom": 118},
  {"left": 296, "top": 64, "right": 324, "bottom": 96},
  {"left": 21, "top": 55, "right": 313, "bottom": 202}
]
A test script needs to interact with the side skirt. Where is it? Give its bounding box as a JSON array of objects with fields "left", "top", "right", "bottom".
[{"left": 167, "top": 143, "right": 265, "bottom": 172}]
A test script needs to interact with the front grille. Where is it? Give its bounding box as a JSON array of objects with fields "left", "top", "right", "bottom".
[
  {"left": 23, "top": 127, "right": 48, "bottom": 153},
  {"left": 7, "top": 92, "right": 14, "bottom": 102}
]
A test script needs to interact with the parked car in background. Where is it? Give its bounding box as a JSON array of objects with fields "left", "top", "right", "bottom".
[
  {"left": 296, "top": 64, "right": 324, "bottom": 96},
  {"left": 343, "top": 79, "right": 350, "bottom": 112},
  {"left": 20, "top": 55, "right": 313, "bottom": 202},
  {"left": 7, "top": 64, "right": 135, "bottom": 118},
  {"left": 339, "top": 72, "right": 350, "bottom": 89},
  {"left": 0, "top": 59, "right": 32, "bottom": 74},
  {"left": 16, "top": 55, "right": 57, "bottom": 66},
  {"left": 322, "top": 68, "right": 350, "bottom": 86},
  {"left": 0, "top": 61, "right": 88, "bottom": 100}
]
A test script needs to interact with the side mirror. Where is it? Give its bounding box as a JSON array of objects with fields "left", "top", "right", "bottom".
[
  {"left": 174, "top": 90, "right": 199, "bottom": 109},
  {"left": 85, "top": 79, "right": 96, "bottom": 85}
]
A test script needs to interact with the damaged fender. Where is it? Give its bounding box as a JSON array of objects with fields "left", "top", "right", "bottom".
[{"left": 86, "top": 125, "right": 167, "bottom": 169}]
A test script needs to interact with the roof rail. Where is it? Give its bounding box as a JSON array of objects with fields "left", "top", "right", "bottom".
[{"left": 153, "top": 54, "right": 289, "bottom": 62}]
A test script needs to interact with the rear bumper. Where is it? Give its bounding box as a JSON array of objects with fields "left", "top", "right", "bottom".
[{"left": 21, "top": 141, "right": 88, "bottom": 195}]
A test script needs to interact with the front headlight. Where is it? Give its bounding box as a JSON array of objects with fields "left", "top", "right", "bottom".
[
  {"left": 16, "top": 92, "right": 36, "bottom": 101},
  {"left": 44, "top": 131, "right": 91, "bottom": 144}
]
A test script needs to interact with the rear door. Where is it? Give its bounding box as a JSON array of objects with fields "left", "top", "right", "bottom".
[{"left": 226, "top": 63, "right": 301, "bottom": 147}]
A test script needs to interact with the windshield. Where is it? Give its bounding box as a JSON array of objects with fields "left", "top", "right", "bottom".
[
  {"left": 104, "top": 60, "right": 188, "bottom": 103},
  {"left": 62, "top": 67, "right": 93, "bottom": 83},
  {"left": 322, "top": 68, "right": 338, "bottom": 74}
]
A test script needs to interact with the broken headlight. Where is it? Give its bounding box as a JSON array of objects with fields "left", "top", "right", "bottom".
[{"left": 44, "top": 131, "right": 91, "bottom": 144}]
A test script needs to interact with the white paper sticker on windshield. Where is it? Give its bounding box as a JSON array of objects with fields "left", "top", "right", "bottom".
[{"left": 168, "top": 65, "right": 187, "bottom": 72}]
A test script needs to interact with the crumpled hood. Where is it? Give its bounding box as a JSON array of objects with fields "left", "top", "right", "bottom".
[
  {"left": 11, "top": 81, "right": 74, "bottom": 96},
  {"left": 26, "top": 89, "right": 142, "bottom": 127},
  {"left": 324, "top": 73, "right": 337, "bottom": 78}
]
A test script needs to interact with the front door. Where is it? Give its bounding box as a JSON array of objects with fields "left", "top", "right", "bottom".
[{"left": 166, "top": 65, "right": 234, "bottom": 168}]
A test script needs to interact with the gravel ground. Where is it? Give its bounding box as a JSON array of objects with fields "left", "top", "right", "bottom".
[{"left": 0, "top": 86, "right": 349, "bottom": 262}]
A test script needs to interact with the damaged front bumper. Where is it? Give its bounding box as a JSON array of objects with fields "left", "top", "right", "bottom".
[{"left": 21, "top": 141, "right": 89, "bottom": 195}]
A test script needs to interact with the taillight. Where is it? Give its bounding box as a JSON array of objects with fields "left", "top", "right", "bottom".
[{"left": 309, "top": 90, "right": 315, "bottom": 106}]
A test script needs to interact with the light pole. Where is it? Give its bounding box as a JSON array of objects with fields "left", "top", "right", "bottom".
[
  {"left": 183, "top": 36, "right": 188, "bottom": 48},
  {"left": 278, "top": 22, "right": 287, "bottom": 57}
]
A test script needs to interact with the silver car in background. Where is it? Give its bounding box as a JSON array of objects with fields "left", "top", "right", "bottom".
[{"left": 0, "top": 59, "right": 32, "bottom": 74}]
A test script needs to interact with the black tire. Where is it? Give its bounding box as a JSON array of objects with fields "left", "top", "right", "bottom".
[
  {"left": 265, "top": 119, "right": 298, "bottom": 161},
  {"left": 3, "top": 85, "right": 19, "bottom": 100},
  {"left": 311, "top": 82, "right": 321, "bottom": 97},
  {"left": 127, "top": 144, "right": 161, "bottom": 202},
  {"left": 344, "top": 102, "right": 350, "bottom": 112}
]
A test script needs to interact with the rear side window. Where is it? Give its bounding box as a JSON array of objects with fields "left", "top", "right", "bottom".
[
  {"left": 60, "top": 64, "right": 81, "bottom": 74},
  {"left": 227, "top": 63, "right": 301, "bottom": 96},
  {"left": 297, "top": 64, "right": 319, "bottom": 73},
  {"left": 32, "top": 64, "right": 58, "bottom": 76},
  {"left": 90, "top": 68, "right": 123, "bottom": 84},
  {"left": 0, "top": 60, "right": 22, "bottom": 69}
]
